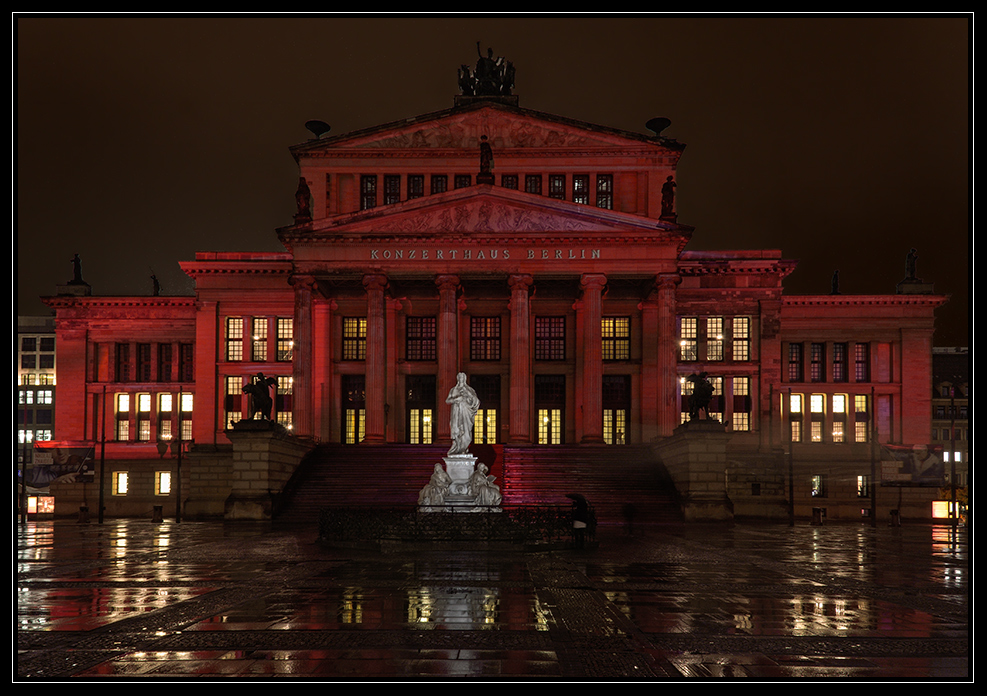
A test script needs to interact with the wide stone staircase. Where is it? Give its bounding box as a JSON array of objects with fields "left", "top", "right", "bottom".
[{"left": 274, "top": 442, "right": 682, "bottom": 526}]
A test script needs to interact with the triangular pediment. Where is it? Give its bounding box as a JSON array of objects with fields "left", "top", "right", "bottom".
[
  {"left": 283, "top": 185, "right": 690, "bottom": 242},
  {"left": 291, "top": 101, "right": 679, "bottom": 155}
]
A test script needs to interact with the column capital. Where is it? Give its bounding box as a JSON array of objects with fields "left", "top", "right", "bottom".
[
  {"left": 435, "top": 274, "right": 461, "bottom": 292},
  {"left": 289, "top": 274, "right": 319, "bottom": 292},
  {"left": 655, "top": 272, "right": 682, "bottom": 291},
  {"left": 508, "top": 273, "right": 534, "bottom": 290},
  {"left": 580, "top": 273, "right": 607, "bottom": 290},
  {"left": 362, "top": 274, "right": 388, "bottom": 292}
]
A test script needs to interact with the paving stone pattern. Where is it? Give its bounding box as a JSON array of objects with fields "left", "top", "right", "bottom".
[{"left": 16, "top": 519, "right": 969, "bottom": 680}]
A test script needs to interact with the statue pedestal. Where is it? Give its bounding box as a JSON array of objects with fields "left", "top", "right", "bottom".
[
  {"left": 419, "top": 453, "right": 502, "bottom": 512},
  {"left": 653, "top": 418, "right": 734, "bottom": 523}
]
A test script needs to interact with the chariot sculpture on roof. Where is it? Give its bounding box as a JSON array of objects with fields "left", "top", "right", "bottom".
[{"left": 458, "top": 42, "right": 515, "bottom": 97}]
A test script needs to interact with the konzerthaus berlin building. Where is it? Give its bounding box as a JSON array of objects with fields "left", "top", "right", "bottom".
[{"left": 40, "top": 58, "right": 949, "bottom": 522}]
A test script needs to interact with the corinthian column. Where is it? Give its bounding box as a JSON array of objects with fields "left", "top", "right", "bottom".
[
  {"left": 435, "top": 275, "right": 460, "bottom": 443},
  {"left": 362, "top": 274, "right": 388, "bottom": 443},
  {"left": 508, "top": 274, "right": 533, "bottom": 443},
  {"left": 289, "top": 274, "right": 317, "bottom": 438},
  {"left": 579, "top": 273, "right": 607, "bottom": 443}
]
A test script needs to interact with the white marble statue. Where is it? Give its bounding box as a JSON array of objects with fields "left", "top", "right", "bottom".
[
  {"left": 446, "top": 372, "right": 480, "bottom": 456},
  {"left": 418, "top": 463, "right": 452, "bottom": 507},
  {"left": 468, "top": 463, "right": 502, "bottom": 507}
]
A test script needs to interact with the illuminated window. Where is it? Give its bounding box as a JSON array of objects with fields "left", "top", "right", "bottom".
[
  {"left": 384, "top": 174, "right": 401, "bottom": 204},
  {"left": 535, "top": 316, "right": 566, "bottom": 360},
  {"left": 406, "top": 317, "right": 437, "bottom": 361},
  {"left": 854, "top": 394, "right": 869, "bottom": 442},
  {"left": 342, "top": 375, "right": 365, "bottom": 444},
  {"left": 811, "top": 474, "right": 827, "bottom": 498},
  {"left": 277, "top": 318, "right": 293, "bottom": 361},
  {"left": 732, "top": 376, "right": 751, "bottom": 431},
  {"left": 342, "top": 318, "right": 367, "bottom": 360},
  {"left": 155, "top": 471, "right": 172, "bottom": 496},
  {"left": 602, "top": 317, "right": 630, "bottom": 361},
  {"left": 857, "top": 475, "right": 870, "bottom": 498},
  {"left": 706, "top": 317, "right": 724, "bottom": 361},
  {"left": 679, "top": 317, "right": 698, "bottom": 361},
  {"left": 37, "top": 389, "right": 53, "bottom": 404},
  {"left": 603, "top": 375, "right": 630, "bottom": 444},
  {"left": 116, "top": 393, "right": 130, "bottom": 441},
  {"left": 470, "top": 317, "right": 501, "bottom": 361},
  {"left": 225, "top": 317, "right": 243, "bottom": 362},
  {"left": 732, "top": 317, "right": 750, "bottom": 361},
  {"left": 180, "top": 393, "right": 193, "bottom": 440},
  {"left": 274, "top": 376, "right": 292, "bottom": 429},
  {"left": 225, "top": 376, "right": 243, "bottom": 426},
  {"left": 158, "top": 393, "right": 173, "bottom": 440},
  {"left": 251, "top": 317, "right": 268, "bottom": 361},
  {"left": 788, "top": 392, "right": 803, "bottom": 442},
  {"left": 603, "top": 408, "right": 626, "bottom": 444},
  {"left": 407, "top": 174, "right": 424, "bottom": 199},
  {"left": 137, "top": 393, "right": 151, "bottom": 441},
  {"left": 572, "top": 175, "right": 589, "bottom": 204},
  {"left": 408, "top": 409, "right": 433, "bottom": 444},
  {"left": 535, "top": 376, "right": 565, "bottom": 444},
  {"left": 596, "top": 174, "right": 613, "bottom": 209},
  {"left": 112, "top": 471, "right": 129, "bottom": 496},
  {"left": 470, "top": 375, "right": 500, "bottom": 445},
  {"left": 360, "top": 174, "right": 377, "bottom": 210},
  {"left": 538, "top": 409, "right": 562, "bottom": 444}
]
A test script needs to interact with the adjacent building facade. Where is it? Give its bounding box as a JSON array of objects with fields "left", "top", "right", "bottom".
[{"left": 36, "top": 71, "right": 951, "bottom": 521}]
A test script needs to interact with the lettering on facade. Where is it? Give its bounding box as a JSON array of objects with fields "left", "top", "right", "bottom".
[{"left": 369, "top": 248, "right": 601, "bottom": 261}]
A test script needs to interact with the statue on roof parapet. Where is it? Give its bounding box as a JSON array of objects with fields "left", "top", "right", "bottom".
[{"left": 458, "top": 43, "right": 515, "bottom": 98}]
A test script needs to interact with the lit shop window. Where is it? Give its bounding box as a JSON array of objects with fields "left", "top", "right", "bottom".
[
  {"left": 601, "top": 317, "right": 630, "bottom": 361},
  {"left": 225, "top": 317, "right": 243, "bottom": 362},
  {"left": 342, "top": 318, "right": 367, "bottom": 361}
]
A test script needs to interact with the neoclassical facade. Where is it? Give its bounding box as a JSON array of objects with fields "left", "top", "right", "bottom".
[{"left": 40, "top": 82, "right": 948, "bottom": 519}]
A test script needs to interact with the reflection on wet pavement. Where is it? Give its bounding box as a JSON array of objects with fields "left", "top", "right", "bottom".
[{"left": 16, "top": 519, "right": 968, "bottom": 680}]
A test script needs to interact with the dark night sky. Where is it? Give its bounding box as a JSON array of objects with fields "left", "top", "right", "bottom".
[{"left": 14, "top": 14, "right": 971, "bottom": 347}]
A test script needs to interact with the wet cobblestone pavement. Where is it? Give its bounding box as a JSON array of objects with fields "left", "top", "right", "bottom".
[{"left": 16, "top": 518, "right": 969, "bottom": 681}]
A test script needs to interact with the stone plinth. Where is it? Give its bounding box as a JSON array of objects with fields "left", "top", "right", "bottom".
[
  {"left": 224, "top": 419, "right": 310, "bottom": 520},
  {"left": 653, "top": 419, "right": 734, "bottom": 523},
  {"left": 419, "top": 453, "right": 502, "bottom": 512}
]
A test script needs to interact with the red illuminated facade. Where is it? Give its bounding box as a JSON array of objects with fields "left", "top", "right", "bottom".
[{"left": 40, "top": 87, "right": 948, "bottom": 520}]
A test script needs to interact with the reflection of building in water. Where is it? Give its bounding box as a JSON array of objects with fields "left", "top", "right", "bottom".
[
  {"left": 407, "top": 587, "right": 501, "bottom": 627},
  {"left": 37, "top": 55, "right": 949, "bottom": 522}
]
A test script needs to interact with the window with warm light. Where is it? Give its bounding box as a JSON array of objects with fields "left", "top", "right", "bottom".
[
  {"left": 277, "top": 318, "right": 293, "bottom": 361},
  {"left": 156, "top": 471, "right": 172, "bottom": 495},
  {"left": 342, "top": 318, "right": 367, "bottom": 360},
  {"left": 602, "top": 317, "right": 630, "bottom": 360},
  {"left": 113, "top": 471, "right": 129, "bottom": 495},
  {"left": 225, "top": 317, "right": 243, "bottom": 362},
  {"left": 252, "top": 317, "right": 268, "bottom": 361}
]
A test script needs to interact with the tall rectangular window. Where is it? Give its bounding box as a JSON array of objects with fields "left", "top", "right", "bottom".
[
  {"left": 180, "top": 393, "right": 193, "bottom": 441},
  {"left": 732, "top": 376, "right": 751, "bottom": 431},
  {"left": 342, "top": 318, "right": 367, "bottom": 360},
  {"left": 535, "top": 316, "right": 566, "bottom": 360},
  {"left": 225, "top": 376, "right": 243, "bottom": 426},
  {"left": 430, "top": 174, "right": 448, "bottom": 195},
  {"left": 407, "top": 174, "right": 424, "bottom": 199},
  {"left": 572, "top": 175, "right": 589, "bottom": 204},
  {"left": 680, "top": 317, "right": 698, "bottom": 361},
  {"left": 810, "top": 343, "right": 825, "bottom": 382},
  {"left": 158, "top": 393, "right": 173, "bottom": 440},
  {"left": 524, "top": 174, "right": 542, "bottom": 195},
  {"left": 276, "top": 376, "right": 293, "bottom": 429},
  {"left": 252, "top": 317, "right": 268, "bottom": 362},
  {"left": 179, "top": 343, "right": 194, "bottom": 382},
  {"left": 832, "top": 393, "right": 847, "bottom": 443},
  {"left": 115, "top": 343, "right": 130, "bottom": 382},
  {"left": 706, "top": 317, "right": 724, "bottom": 361},
  {"left": 855, "top": 343, "right": 870, "bottom": 382},
  {"left": 833, "top": 343, "right": 848, "bottom": 382},
  {"left": 788, "top": 343, "right": 803, "bottom": 382},
  {"left": 276, "top": 318, "right": 293, "bottom": 361},
  {"left": 406, "top": 317, "right": 437, "bottom": 361},
  {"left": 596, "top": 174, "right": 613, "bottom": 209},
  {"left": 360, "top": 174, "right": 377, "bottom": 210},
  {"left": 136, "top": 344, "right": 152, "bottom": 382},
  {"left": 112, "top": 471, "right": 129, "bottom": 496},
  {"left": 157, "top": 343, "right": 173, "bottom": 382},
  {"left": 789, "top": 393, "right": 803, "bottom": 442},
  {"left": 137, "top": 393, "right": 151, "bottom": 441},
  {"left": 384, "top": 174, "right": 401, "bottom": 204},
  {"left": 854, "top": 394, "right": 869, "bottom": 443},
  {"left": 548, "top": 174, "right": 565, "bottom": 199},
  {"left": 732, "top": 317, "right": 750, "bottom": 361},
  {"left": 225, "top": 317, "right": 243, "bottom": 362},
  {"left": 602, "top": 317, "right": 630, "bottom": 361},
  {"left": 470, "top": 317, "right": 501, "bottom": 361},
  {"left": 115, "top": 393, "right": 130, "bottom": 441}
]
